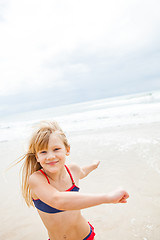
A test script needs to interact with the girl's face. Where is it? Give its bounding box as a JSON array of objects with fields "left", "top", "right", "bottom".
[{"left": 36, "top": 132, "right": 70, "bottom": 172}]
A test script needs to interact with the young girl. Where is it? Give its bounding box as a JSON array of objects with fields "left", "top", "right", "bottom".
[{"left": 20, "top": 121, "right": 129, "bottom": 240}]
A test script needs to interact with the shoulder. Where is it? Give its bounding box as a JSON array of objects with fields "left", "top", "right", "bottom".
[
  {"left": 28, "top": 170, "right": 44, "bottom": 188},
  {"left": 67, "top": 162, "right": 81, "bottom": 172},
  {"left": 67, "top": 163, "right": 81, "bottom": 178}
]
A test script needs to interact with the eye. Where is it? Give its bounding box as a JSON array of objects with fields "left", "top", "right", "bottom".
[
  {"left": 40, "top": 150, "right": 47, "bottom": 154},
  {"left": 54, "top": 148, "right": 60, "bottom": 151}
]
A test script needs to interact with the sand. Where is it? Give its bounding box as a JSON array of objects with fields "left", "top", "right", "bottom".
[{"left": 0, "top": 122, "right": 160, "bottom": 240}]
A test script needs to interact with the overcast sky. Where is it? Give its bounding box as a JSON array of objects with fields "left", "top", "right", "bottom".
[{"left": 0, "top": 0, "right": 160, "bottom": 117}]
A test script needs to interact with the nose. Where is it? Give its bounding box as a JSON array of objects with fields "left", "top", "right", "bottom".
[{"left": 46, "top": 152, "right": 55, "bottom": 160}]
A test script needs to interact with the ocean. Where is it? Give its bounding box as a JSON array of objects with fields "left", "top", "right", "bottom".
[{"left": 1, "top": 91, "right": 160, "bottom": 142}]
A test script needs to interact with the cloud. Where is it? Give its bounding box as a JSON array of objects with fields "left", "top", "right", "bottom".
[
  {"left": 0, "top": 0, "right": 160, "bottom": 116},
  {"left": 0, "top": 0, "right": 9, "bottom": 21}
]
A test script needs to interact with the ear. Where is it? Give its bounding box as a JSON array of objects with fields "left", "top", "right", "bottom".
[{"left": 66, "top": 146, "right": 70, "bottom": 156}]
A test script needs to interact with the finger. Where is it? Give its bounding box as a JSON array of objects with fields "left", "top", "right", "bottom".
[
  {"left": 97, "top": 161, "right": 100, "bottom": 166},
  {"left": 124, "top": 193, "right": 130, "bottom": 199},
  {"left": 94, "top": 161, "right": 100, "bottom": 167},
  {"left": 120, "top": 199, "right": 127, "bottom": 203}
]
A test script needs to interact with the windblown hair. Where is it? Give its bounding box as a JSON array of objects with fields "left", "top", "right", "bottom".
[{"left": 19, "top": 121, "right": 70, "bottom": 207}]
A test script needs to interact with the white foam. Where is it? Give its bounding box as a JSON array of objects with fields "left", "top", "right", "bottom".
[{"left": 1, "top": 91, "right": 160, "bottom": 141}]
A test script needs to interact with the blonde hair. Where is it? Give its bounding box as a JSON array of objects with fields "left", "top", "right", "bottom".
[{"left": 20, "top": 121, "right": 70, "bottom": 207}]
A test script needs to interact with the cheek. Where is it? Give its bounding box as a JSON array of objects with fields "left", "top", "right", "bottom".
[
  {"left": 58, "top": 152, "right": 66, "bottom": 159},
  {"left": 36, "top": 155, "right": 43, "bottom": 162}
]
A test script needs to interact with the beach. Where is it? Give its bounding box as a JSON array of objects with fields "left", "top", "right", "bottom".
[
  {"left": 0, "top": 122, "right": 160, "bottom": 240},
  {"left": 0, "top": 92, "right": 160, "bottom": 239}
]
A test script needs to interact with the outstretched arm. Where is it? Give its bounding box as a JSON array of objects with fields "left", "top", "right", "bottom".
[
  {"left": 29, "top": 173, "right": 129, "bottom": 211},
  {"left": 80, "top": 161, "right": 100, "bottom": 179}
]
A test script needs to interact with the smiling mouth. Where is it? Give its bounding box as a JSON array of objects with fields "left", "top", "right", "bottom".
[{"left": 47, "top": 161, "right": 58, "bottom": 165}]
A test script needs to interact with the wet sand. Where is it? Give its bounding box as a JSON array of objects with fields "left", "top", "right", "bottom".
[{"left": 1, "top": 123, "right": 160, "bottom": 239}]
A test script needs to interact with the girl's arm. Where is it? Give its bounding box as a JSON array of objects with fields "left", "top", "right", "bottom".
[
  {"left": 29, "top": 172, "right": 129, "bottom": 211},
  {"left": 80, "top": 161, "right": 100, "bottom": 179},
  {"left": 52, "top": 188, "right": 129, "bottom": 210}
]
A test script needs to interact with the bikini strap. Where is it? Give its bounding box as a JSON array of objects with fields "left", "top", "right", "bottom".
[
  {"left": 39, "top": 169, "right": 50, "bottom": 184},
  {"left": 65, "top": 165, "right": 75, "bottom": 185},
  {"left": 39, "top": 166, "right": 75, "bottom": 185}
]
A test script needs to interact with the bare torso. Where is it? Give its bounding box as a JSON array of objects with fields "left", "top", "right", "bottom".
[
  {"left": 31, "top": 164, "right": 91, "bottom": 240},
  {"left": 37, "top": 209, "right": 90, "bottom": 240}
]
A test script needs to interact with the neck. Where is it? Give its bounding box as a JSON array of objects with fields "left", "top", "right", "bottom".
[{"left": 43, "top": 165, "right": 67, "bottom": 182}]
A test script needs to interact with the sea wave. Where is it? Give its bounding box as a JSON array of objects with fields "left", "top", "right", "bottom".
[{"left": 1, "top": 91, "right": 160, "bottom": 142}]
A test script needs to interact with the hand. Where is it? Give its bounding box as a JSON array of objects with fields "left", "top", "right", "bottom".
[
  {"left": 108, "top": 188, "right": 129, "bottom": 204},
  {"left": 93, "top": 161, "right": 100, "bottom": 170}
]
